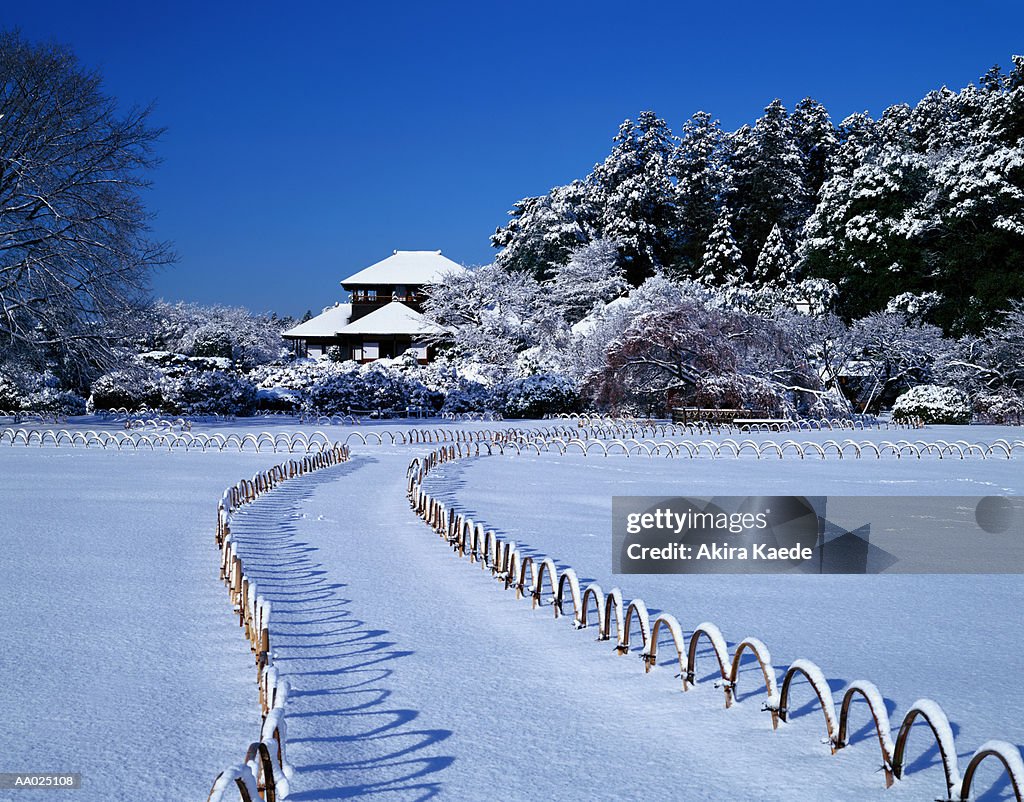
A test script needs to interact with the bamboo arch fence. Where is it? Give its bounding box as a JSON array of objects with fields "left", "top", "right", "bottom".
[
  {"left": 405, "top": 444, "right": 1024, "bottom": 801},
  {"left": 206, "top": 443, "right": 351, "bottom": 802},
  {"left": 0, "top": 429, "right": 335, "bottom": 453},
  {"left": 351, "top": 430, "right": 1024, "bottom": 460}
]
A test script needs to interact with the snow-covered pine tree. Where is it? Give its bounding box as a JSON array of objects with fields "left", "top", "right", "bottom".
[
  {"left": 592, "top": 111, "right": 679, "bottom": 286},
  {"left": 491, "top": 180, "right": 597, "bottom": 281},
  {"left": 728, "top": 100, "right": 805, "bottom": 268},
  {"left": 752, "top": 224, "right": 794, "bottom": 288},
  {"left": 699, "top": 206, "right": 744, "bottom": 286},
  {"left": 671, "top": 111, "right": 729, "bottom": 280},
  {"left": 790, "top": 97, "right": 838, "bottom": 215}
]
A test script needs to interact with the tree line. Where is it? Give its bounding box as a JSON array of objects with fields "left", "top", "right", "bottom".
[{"left": 492, "top": 59, "right": 1024, "bottom": 335}]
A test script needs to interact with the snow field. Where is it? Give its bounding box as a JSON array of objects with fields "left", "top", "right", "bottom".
[
  {"left": 0, "top": 448, "right": 276, "bottom": 801},
  {"left": 4, "top": 418, "right": 1022, "bottom": 800},
  {"left": 416, "top": 441, "right": 1024, "bottom": 801}
]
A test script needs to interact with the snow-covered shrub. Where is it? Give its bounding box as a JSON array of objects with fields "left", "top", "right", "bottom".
[
  {"left": 23, "top": 388, "right": 87, "bottom": 415},
  {"left": 189, "top": 326, "right": 235, "bottom": 359},
  {"left": 326, "top": 345, "right": 346, "bottom": 363},
  {"left": 892, "top": 384, "right": 971, "bottom": 424},
  {"left": 0, "top": 370, "right": 26, "bottom": 409},
  {"left": 138, "top": 351, "right": 232, "bottom": 375},
  {"left": 250, "top": 359, "right": 343, "bottom": 392},
  {"left": 500, "top": 373, "right": 579, "bottom": 418},
  {"left": 691, "top": 374, "right": 786, "bottom": 413},
  {"left": 972, "top": 390, "right": 1024, "bottom": 425},
  {"left": 141, "top": 301, "right": 288, "bottom": 369},
  {"left": 90, "top": 369, "right": 162, "bottom": 411},
  {"left": 254, "top": 387, "right": 302, "bottom": 412},
  {"left": 440, "top": 378, "right": 493, "bottom": 414},
  {"left": 304, "top": 362, "right": 441, "bottom": 415},
  {"left": 159, "top": 370, "right": 257, "bottom": 416},
  {"left": 885, "top": 291, "right": 942, "bottom": 322}
]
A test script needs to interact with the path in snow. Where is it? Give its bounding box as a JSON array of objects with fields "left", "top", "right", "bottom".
[{"left": 227, "top": 445, "right": 984, "bottom": 801}]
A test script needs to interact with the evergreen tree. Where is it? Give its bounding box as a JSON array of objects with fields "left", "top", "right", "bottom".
[
  {"left": 699, "top": 206, "right": 744, "bottom": 286},
  {"left": 592, "top": 111, "right": 679, "bottom": 285},
  {"left": 752, "top": 224, "right": 794, "bottom": 287},
  {"left": 671, "top": 111, "right": 728, "bottom": 280},
  {"left": 491, "top": 180, "right": 596, "bottom": 281},
  {"left": 727, "top": 100, "right": 805, "bottom": 268},
  {"left": 546, "top": 239, "right": 628, "bottom": 324},
  {"left": 791, "top": 97, "right": 838, "bottom": 211}
]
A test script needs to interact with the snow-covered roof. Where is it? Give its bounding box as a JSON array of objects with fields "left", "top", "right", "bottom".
[
  {"left": 570, "top": 295, "right": 634, "bottom": 337},
  {"left": 335, "top": 301, "right": 444, "bottom": 336},
  {"left": 282, "top": 303, "right": 352, "bottom": 339},
  {"left": 340, "top": 250, "right": 467, "bottom": 286}
]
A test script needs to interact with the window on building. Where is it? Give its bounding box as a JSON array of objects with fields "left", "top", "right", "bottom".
[{"left": 362, "top": 341, "right": 379, "bottom": 359}]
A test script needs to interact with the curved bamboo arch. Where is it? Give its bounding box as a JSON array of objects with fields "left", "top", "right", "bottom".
[
  {"left": 693, "top": 440, "right": 717, "bottom": 457},
  {"left": 836, "top": 680, "right": 895, "bottom": 786},
  {"left": 206, "top": 764, "right": 258, "bottom": 802},
  {"left": 735, "top": 439, "right": 761, "bottom": 457},
  {"left": 579, "top": 583, "right": 607, "bottom": 635},
  {"left": 645, "top": 613, "right": 687, "bottom": 687},
  {"left": 685, "top": 621, "right": 731, "bottom": 695},
  {"left": 759, "top": 441, "right": 784, "bottom": 459},
  {"left": 713, "top": 439, "right": 740, "bottom": 458},
  {"left": 603, "top": 588, "right": 625, "bottom": 649},
  {"left": 525, "top": 556, "right": 556, "bottom": 608},
  {"left": 801, "top": 441, "right": 826, "bottom": 459},
  {"left": 728, "top": 637, "right": 778, "bottom": 719},
  {"left": 778, "top": 659, "right": 839, "bottom": 752},
  {"left": 891, "top": 700, "right": 961, "bottom": 797},
  {"left": 606, "top": 439, "right": 630, "bottom": 456},
  {"left": 618, "top": 598, "right": 651, "bottom": 655},
  {"left": 244, "top": 739, "right": 283, "bottom": 801},
  {"left": 821, "top": 440, "right": 844, "bottom": 458},
  {"left": 958, "top": 740, "right": 1024, "bottom": 802},
  {"left": 779, "top": 440, "right": 805, "bottom": 458}
]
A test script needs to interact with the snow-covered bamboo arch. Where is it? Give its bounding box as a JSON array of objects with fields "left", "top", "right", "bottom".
[{"left": 404, "top": 441, "right": 1024, "bottom": 801}]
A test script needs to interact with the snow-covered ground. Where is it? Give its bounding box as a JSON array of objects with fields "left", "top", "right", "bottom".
[
  {"left": 2, "top": 418, "right": 1022, "bottom": 800},
  {"left": 0, "top": 448, "right": 269, "bottom": 800},
  {"left": 419, "top": 440, "right": 1024, "bottom": 801}
]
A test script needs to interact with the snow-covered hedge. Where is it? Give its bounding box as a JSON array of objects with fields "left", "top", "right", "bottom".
[
  {"left": 500, "top": 373, "right": 579, "bottom": 418},
  {"left": 305, "top": 361, "right": 441, "bottom": 415},
  {"left": 0, "top": 369, "right": 87, "bottom": 414},
  {"left": 138, "top": 351, "right": 233, "bottom": 375},
  {"left": 439, "top": 378, "right": 493, "bottom": 415},
  {"left": 23, "top": 387, "right": 87, "bottom": 416},
  {"left": 90, "top": 369, "right": 162, "bottom": 411},
  {"left": 159, "top": 370, "right": 258, "bottom": 416},
  {"left": 691, "top": 374, "right": 785, "bottom": 414},
  {"left": 250, "top": 360, "right": 341, "bottom": 393},
  {"left": 892, "top": 384, "right": 971, "bottom": 424},
  {"left": 254, "top": 387, "right": 303, "bottom": 413},
  {"left": 972, "top": 390, "right": 1024, "bottom": 425}
]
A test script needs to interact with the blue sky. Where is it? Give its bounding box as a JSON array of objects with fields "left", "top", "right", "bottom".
[{"left": 4, "top": 1, "right": 1022, "bottom": 316}]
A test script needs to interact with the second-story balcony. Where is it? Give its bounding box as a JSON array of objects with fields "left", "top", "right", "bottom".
[{"left": 349, "top": 288, "right": 425, "bottom": 306}]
